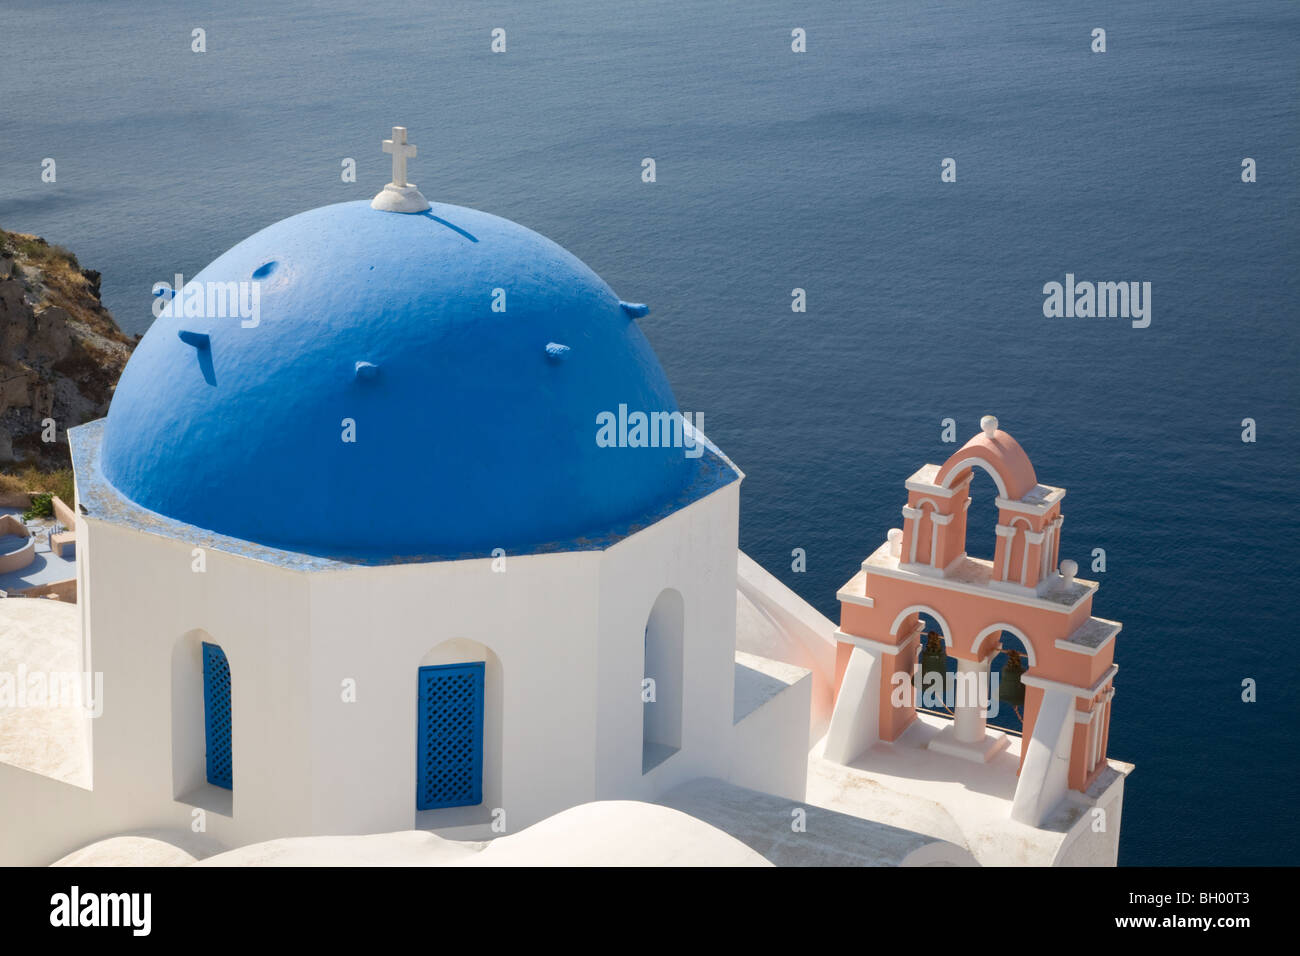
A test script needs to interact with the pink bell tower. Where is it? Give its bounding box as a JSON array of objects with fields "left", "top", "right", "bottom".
[{"left": 824, "top": 417, "right": 1122, "bottom": 827}]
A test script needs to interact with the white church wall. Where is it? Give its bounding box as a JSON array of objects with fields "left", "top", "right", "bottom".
[
  {"left": 27, "top": 515, "right": 317, "bottom": 855},
  {"left": 729, "top": 658, "right": 812, "bottom": 801},
  {"left": 304, "top": 548, "right": 604, "bottom": 837},
  {"left": 594, "top": 482, "right": 742, "bottom": 802},
  {"left": 7, "top": 473, "right": 770, "bottom": 860}
]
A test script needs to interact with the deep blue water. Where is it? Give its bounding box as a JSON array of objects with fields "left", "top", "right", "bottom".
[{"left": 2, "top": 0, "right": 1296, "bottom": 865}]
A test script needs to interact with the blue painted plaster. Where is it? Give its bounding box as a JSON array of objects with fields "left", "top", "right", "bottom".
[{"left": 97, "top": 200, "right": 739, "bottom": 562}]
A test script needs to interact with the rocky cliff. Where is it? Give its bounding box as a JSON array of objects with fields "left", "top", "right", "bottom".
[{"left": 0, "top": 228, "right": 135, "bottom": 466}]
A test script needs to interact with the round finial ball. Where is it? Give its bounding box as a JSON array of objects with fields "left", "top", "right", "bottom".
[
  {"left": 981, "top": 415, "right": 999, "bottom": 437},
  {"left": 1060, "top": 559, "right": 1078, "bottom": 582}
]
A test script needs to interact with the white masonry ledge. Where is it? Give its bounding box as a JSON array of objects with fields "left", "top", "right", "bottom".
[
  {"left": 836, "top": 569, "right": 875, "bottom": 608},
  {"left": 862, "top": 542, "right": 1096, "bottom": 614},
  {"left": 733, "top": 651, "right": 809, "bottom": 725},
  {"left": 1056, "top": 616, "right": 1122, "bottom": 656}
]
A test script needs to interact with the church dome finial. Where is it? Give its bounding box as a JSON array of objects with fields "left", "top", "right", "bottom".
[{"left": 371, "top": 125, "right": 431, "bottom": 213}]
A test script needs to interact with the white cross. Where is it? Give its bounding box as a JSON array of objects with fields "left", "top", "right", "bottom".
[{"left": 382, "top": 126, "right": 417, "bottom": 187}]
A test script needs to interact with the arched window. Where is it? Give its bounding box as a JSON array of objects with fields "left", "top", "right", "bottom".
[
  {"left": 1005, "top": 516, "right": 1033, "bottom": 584},
  {"left": 964, "top": 469, "right": 1002, "bottom": 564},
  {"left": 201, "top": 641, "right": 232, "bottom": 790},
  {"left": 172, "top": 630, "right": 232, "bottom": 812},
  {"left": 642, "top": 589, "right": 684, "bottom": 774},
  {"left": 916, "top": 501, "right": 938, "bottom": 566},
  {"left": 984, "top": 629, "right": 1032, "bottom": 734},
  {"left": 416, "top": 661, "right": 485, "bottom": 810},
  {"left": 908, "top": 611, "right": 954, "bottom": 712}
]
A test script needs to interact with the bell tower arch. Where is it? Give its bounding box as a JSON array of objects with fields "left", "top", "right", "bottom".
[{"left": 825, "top": 418, "right": 1122, "bottom": 828}]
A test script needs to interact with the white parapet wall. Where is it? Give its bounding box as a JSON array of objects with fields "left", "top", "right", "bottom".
[{"left": 729, "top": 651, "right": 811, "bottom": 801}]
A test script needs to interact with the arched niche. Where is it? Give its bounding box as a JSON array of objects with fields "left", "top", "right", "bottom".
[
  {"left": 170, "top": 628, "right": 232, "bottom": 816},
  {"left": 970, "top": 623, "right": 1038, "bottom": 734},
  {"left": 892, "top": 606, "right": 954, "bottom": 712},
  {"left": 890, "top": 605, "right": 953, "bottom": 643},
  {"left": 415, "top": 638, "right": 503, "bottom": 826},
  {"left": 971, "top": 622, "right": 1039, "bottom": 668},
  {"left": 642, "top": 588, "right": 684, "bottom": 774}
]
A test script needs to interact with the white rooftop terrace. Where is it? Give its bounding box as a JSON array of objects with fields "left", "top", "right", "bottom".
[{"left": 806, "top": 714, "right": 1132, "bottom": 866}]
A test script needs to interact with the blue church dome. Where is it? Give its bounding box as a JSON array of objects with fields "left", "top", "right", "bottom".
[{"left": 100, "top": 200, "right": 733, "bottom": 560}]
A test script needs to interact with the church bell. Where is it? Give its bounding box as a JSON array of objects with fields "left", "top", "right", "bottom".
[
  {"left": 999, "top": 648, "right": 1026, "bottom": 707},
  {"left": 919, "top": 631, "right": 947, "bottom": 704}
]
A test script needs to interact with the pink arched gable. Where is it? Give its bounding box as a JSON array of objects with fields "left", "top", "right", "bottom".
[{"left": 934, "top": 430, "right": 1039, "bottom": 502}]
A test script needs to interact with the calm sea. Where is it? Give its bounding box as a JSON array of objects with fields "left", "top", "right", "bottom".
[{"left": 2, "top": 0, "right": 1297, "bottom": 865}]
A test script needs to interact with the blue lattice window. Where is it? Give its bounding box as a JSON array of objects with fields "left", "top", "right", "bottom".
[
  {"left": 416, "top": 662, "right": 484, "bottom": 811},
  {"left": 202, "top": 642, "right": 232, "bottom": 790}
]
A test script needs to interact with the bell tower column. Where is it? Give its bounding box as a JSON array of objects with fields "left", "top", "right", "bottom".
[
  {"left": 928, "top": 647, "right": 1009, "bottom": 763},
  {"left": 878, "top": 618, "right": 921, "bottom": 741},
  {"left": 951, "top": 654, "right": 992, "bottom": 744}
]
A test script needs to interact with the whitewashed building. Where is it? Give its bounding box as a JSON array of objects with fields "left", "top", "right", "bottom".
[{"left": 0, "top": 130, "right": 1130, "bottom": 867}]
